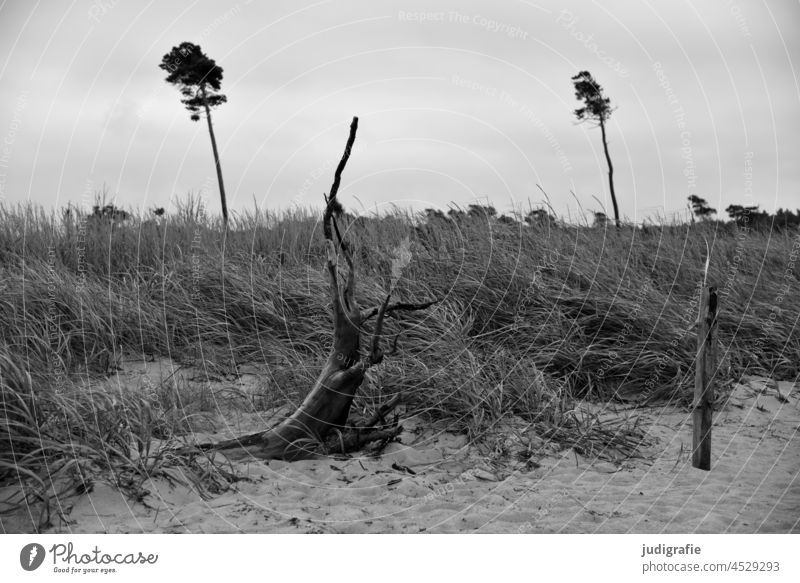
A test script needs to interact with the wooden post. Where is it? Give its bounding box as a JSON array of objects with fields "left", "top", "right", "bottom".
[{"left": 693, "top": 285, "right": 718, "bottom": 470}]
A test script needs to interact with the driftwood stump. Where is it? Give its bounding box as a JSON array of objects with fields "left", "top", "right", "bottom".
[{"left": 202, "top": 117, "right": 436, "bottom": 461}]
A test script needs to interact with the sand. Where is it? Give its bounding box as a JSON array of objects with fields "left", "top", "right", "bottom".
[{"left": 2, "top": 369, "right": 798, "bottom": 534}]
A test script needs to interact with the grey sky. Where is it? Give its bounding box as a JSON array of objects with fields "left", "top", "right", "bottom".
[{"left": 0, "top": 0, "right": 797, "bottom": 222}]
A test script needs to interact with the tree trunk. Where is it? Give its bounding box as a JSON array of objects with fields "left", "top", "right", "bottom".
[
  {"left": 201, "top": 85, "right": 229, "bottom": 226},
  {"left": 599, "top": 118, "right": 619, "bottom": 229},
  {"left": 211, "top": 287, "right": 369, "bottom": 460}
]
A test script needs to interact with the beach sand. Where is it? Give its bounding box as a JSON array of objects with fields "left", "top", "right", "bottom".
[{"left": 2, "top": 371, "right": 798, "bottom": 534}]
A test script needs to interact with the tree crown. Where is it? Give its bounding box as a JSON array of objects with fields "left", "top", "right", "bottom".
[
  {"left": 572, "top": 70, "right": 612, "bottom": 123},
  {"left": 159, "top": 42, "right": 227, "bottom": 121},
  {"left": 688, "top": 195, "right": 716, "bottom": 218}
]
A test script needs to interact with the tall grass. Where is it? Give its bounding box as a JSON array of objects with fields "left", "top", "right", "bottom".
[{"left": 1, "top": 199, "right": 798, "bottom": 529}]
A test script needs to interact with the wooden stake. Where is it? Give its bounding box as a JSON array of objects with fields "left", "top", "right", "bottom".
[{"left": 693, "top": 285, "right": 718, "bottom": 470}]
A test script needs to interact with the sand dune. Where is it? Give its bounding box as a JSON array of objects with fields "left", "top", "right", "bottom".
[{"left": 10, "top": 375, "right": 793, "bottom": 534}]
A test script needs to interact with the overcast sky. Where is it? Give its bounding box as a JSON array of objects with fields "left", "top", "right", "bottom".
[{"left": 0, "top": 0, "right": 797, "bottom": 222}]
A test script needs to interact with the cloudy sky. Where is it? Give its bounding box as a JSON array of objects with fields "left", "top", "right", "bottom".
[{"left": 0, "top": 0, "right": 797, "bottom": 222}]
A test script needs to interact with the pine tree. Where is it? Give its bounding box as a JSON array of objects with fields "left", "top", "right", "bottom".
[
  {"left": 572, "top": 71, "right": 619, "bottom": 228},
  {"left": 160, "top": 42, "right": 229, "bottom": 225}
]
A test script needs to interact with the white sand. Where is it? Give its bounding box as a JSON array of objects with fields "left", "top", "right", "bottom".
[{"left": 3, "top": 374, "right": 798, "bottom": 534}]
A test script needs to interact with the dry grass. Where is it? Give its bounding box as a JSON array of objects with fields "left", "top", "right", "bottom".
[{"left": 1, "top": 198, "right": 798, "bottom": 529}]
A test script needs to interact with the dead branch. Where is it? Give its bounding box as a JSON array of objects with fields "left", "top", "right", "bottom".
[
  {"left": 364, "top": 393, "right": 403, "bottom": 428},
  {"left": 323, "top": 117, "right": 358, "bottom": 242},
  {"left": 361, "top": 298, "right": 440, "bottom": 322},
  {"left": 323, "top": 424, "right": 402, "bottom": 456},
  {"left": 369, "top": 293, "right": 392, "bottom": 365}
]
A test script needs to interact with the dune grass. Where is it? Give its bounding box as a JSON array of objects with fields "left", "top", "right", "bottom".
[{"left": 1, "top": 198, "right": 798, "bottom": 530}]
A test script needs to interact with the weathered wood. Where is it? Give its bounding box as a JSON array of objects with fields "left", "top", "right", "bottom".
[
  {"left": 692, "top": 285, "right": 717, "bottom": 471},
  {"left": 200, "top": 117, "right": 437, "bottom": 461}
]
